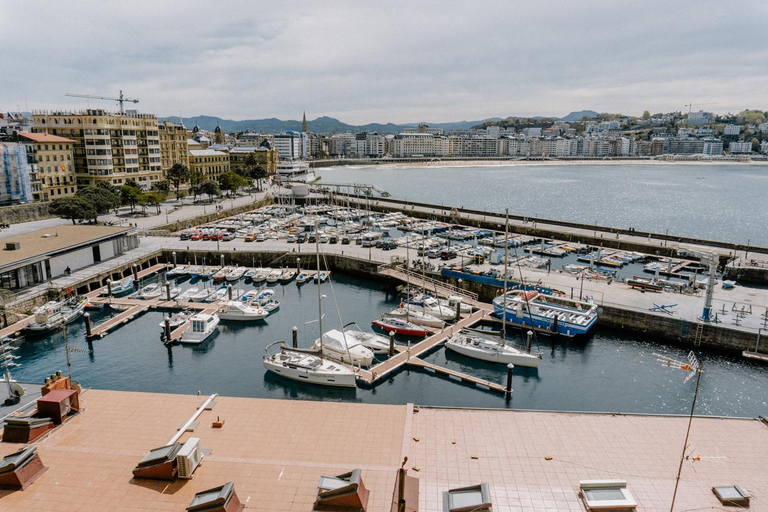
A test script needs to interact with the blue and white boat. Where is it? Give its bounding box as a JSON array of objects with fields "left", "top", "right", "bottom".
[
  {"left": 99, "top": 276, "right": 134, "bottom": 297},
  {"left": 492, "top": 290, "right": 599, "bottom": 337}
]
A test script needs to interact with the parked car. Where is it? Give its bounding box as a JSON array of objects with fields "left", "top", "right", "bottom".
[
  {"left": 256, "top": 233, "right": 267, "bottom": 242},
  {"left": 245, "top": 233, "right": 258, "bottom": 242},
  {"left": 222, "top": 232, "right": 235, "bottom": 241},
  {"left": 382, "top": 241, "right": 398, "bottom": 251},
  {"left": 329, "top": 235, "right": 338, "bottom": 244},
  {"left": 440, "top": 249, "right": 457, "bottom": 260},
  {"left": 297, "top": 234, "right": 307, "bottom": 244},
  {"left": 179, "top": 232, "right": 192, "bottom": 241},
  {"left": 287, "top": 235, "right": 297, "bottom": 243},
  {"left": 341, "top": 236, "right": 350, "bottom": 245},
  {"left": 190, "top": 233, "right": 203, "bottom": 241}
]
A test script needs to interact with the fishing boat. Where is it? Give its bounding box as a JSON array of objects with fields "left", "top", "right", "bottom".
[
  {"left": 179, "top": 313, "right": 220, "bottom": 344},
  {"left": 226, "top": 267, "right": 247, "bottom": 282},
  {"left": 312, "top": 329, "right": 374, "bottom": 367},
  {"left": 217, "top": 301, "right": 268, "bottom": 321},
  {"left": 295, "top": 272, "right": 311, "bottom": 284},
  {"left": 386, "top": 306, "right": 445, "bottom": 328},
  {"left": 445, "top": 329, "right": 541, "bottom": 368},
  {"left": 204, "top": 286, "right": 229, "bottom": 303},
  {"left": 186, "top": 266, "right": 202, "bottom": 279},
  {"left": 266, "top": 269, "right": 283, "bottom": 283},
  {"left": 212, "top": 266, "right": 233, "bottom": 283},
  {"left": 251, "top": 268, "right": 268, "bottom": 283},
  {"left": 280, "top": 269, "right": 297, "bottom": 283},
  {"left": 137, "top": 283, "right": 162, "bottom": 300},
  {"left": 189, "top": 287, "right": 213, "bottom": 302},
  {"left": 244, "top": 270, "right": 256, "bottom": 279},
  {"left": 99, "top": 276, "right": 134, "bottom": 297},
  {"left": 721, "top": 280, "right": 737, "bottom": 289},
  {"left": 199, "top": 268, "right": 216, "bottom": 280},
  {"left": 338, "top": 323, "right": 391, "bottom": 354},
  {"left": 313, "top": 271, "right": 329, "bottom": 283},
  {"left": 492, "top": 290, "right": 599, "bottom": 337},
  {"left": 241, "top": 289, "right": 259, "bottom": 303},
  {"left": 165, "top": 265, "right": 187, "bottom": 279},
  {"left": 158, "top": 311, "right": 193, "bottom": 329},
  {"left": 177, "top": 287, "right": 199, "bottom": 301},
  {"left": 253, "top": 288, "right": 274, "bottom": 306},
  {"left": 22, "top": 297, "right": 87, "bottom": 337},
  {"left": 371, "top": 316, "right": 428, "bottom": 337},
  {"left": 263, "top": 343, "right": 357, "bottom": 388},
  {"left": 263, "top": 301, "right": 280, "bottom": 314}
]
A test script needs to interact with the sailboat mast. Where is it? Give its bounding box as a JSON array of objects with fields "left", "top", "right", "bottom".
[
  {"left": 405, "top": 244, "right": 410, "bottom": 322},
  {"left": 502, "top": 209, "right": 509, "bottom": 343},
  {"left": 315, "top": 221, "right": 323, "bottom": 335}
]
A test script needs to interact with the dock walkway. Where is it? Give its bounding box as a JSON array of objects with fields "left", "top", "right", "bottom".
[
  {"left": 89, "top": 303, "right": 150, "bottom": 338},
  {"left": 405, "top": 357, "right": 507, "bottom": 393}
]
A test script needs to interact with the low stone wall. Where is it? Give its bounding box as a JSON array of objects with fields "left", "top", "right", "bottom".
[
  {"left": 151, "top": 196, "right": 273, "bottom": 233},
  {"left": 724, "top": 259, "right": 768, "bottom": 286},
  {"left": 0, "top": 202, "right": 52, "bottom": 225}
]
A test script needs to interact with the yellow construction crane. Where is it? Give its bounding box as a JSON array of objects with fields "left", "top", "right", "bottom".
[{"left": 64, "top": 90, "right": 139, "bottom": 114}]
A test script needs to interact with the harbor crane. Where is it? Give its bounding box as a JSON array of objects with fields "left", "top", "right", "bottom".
[{"left": 65, "top": 90, "right": 138, "bottom": 114}]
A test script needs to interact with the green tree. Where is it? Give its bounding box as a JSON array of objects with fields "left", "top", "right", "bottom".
[
  {"left": 641, "top": 110, "right": 651, "bottom": 120},
  {"left": 151, "top": 180, "right": 170, "bottom": 196},
  {"left": 218, "top": 171, "right": 247, "bottom": 196},
  {"left": 121, "top": 184, "right": 144, "bottom": 213},
  {"left": 76, "top": 184, "right": 120, "bottom": 221},
  {"left": 737, "top": 110, "right": 765, "bottom": 126},
  {"left": 252, "top": 165, "right": 269, "bottom": 191},
  {"left": 167, "top": 163, "right": 190, "bottom": 200},
  {"left": 198, "top": 180, "right": 220, "bottom": 202},
  {"left": 143, "top": 192, "right": 165, "bottom": 215},
  {"left": 49, "top": 196, "right": 96, "bottom": 224},
  {"left": 190, "top": 169, "right": 204, "bottom": 187}
]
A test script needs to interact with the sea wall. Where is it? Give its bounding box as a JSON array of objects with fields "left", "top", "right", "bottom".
[{"left": 0, "top": 202, "right": 52, "bottom": 225}]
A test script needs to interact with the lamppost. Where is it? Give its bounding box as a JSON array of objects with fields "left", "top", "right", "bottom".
[
  {"left": 297, "top": 257, "right": 300, "bottom": 273},
  {"left": 165, "top": 209, "right": 169, "bottom": 223},
  {"left": 745, "top": 238, "right": 751, "bottom": 260}
]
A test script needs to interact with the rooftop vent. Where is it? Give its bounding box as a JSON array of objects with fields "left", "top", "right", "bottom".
[
  {"left": 0, "top": 446, "right": 46, "bottom": 490},
  {"left": 314, "top": 469, "right": 369, "bottom": 511},
  {"left": 5, "top": 242, "right": 19, "bottom": 251},
  {"left": 442, "top": 483, "right": 492, "bottom": 512},
  {"left": 580, "top": 480, "right": 637, "bottom": 510},
  {"left": 187, "top": 482, "right": 243, "bottom": 512},
  {"left": 712, "top": 485, "right": 751, "bottom": 507}
]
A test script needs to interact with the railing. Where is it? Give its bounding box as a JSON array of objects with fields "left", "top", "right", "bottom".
[{"left": 377, "top": 263, "right": 479, "bottom": 301}]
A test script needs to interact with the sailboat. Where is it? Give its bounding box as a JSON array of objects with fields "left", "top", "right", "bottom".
[
  {"left": 263, "top": 222, "right": 357, "bottom": 388},
  {"left": 445, "top": 209, "right": 542, "bottom": 368}
]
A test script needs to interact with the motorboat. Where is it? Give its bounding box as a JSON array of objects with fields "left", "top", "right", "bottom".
[
  {"left": 415, "top": 294, "right": 472, "bottom": 315},
  {"left": 339, "top": 323, "right": 391, "bottom": 354},
  {"left": 492, "top": 290, "right": 599, "bottom": 337},
  {"left": 371, "top": 316, "right": 428, "bottom": 337},
  {"left": 212, "top": 266, "right": 233, "bottom": 283},
  {"left": 137, "top": 283, "right": 162, "bottom": 300},
  {"left": 186, "top": 266, "right": 202, "bottom": 279},
  {"left": 251, "top": 268, "right": 268, "bottom": 283},
  {"left": 99, "top": 276, "right": 134, "bottom": 297},
  {"left": 205, "top": 286, "right": 229, "bottom": 303},
  {"left": 179, "top": 313, "right": 220, "bottom": 344},
  {"left": 253, "top": 288, "right": 274, "bottom": 306},
  {"left": 445, "top": 329, "right": 541, "bottom": 368},
  {"left": 386, "top": 306, "right": 444, "bottom": 328},
  {"left": 22, "top": 297, "right": 87, "bottom": 337},
  {"left": 312, "top": 329, "right": 374, "bottom": 367},
  {"left": 159, "top": 311, "right": 193, "bottom": 329},
  {"left": 296, "top": 272, "right": 311, "bottom": 284},
  {"left": 313, "top": 271, "right": 329, "bottom": 283},
  {"left": 177, "top": 287, "right": 199, "bottom": 301},
  {"left": 280, "top": 269, "right": 296, "bottom": 283},
  {"left": 626, "top": 278, "right": 663, "bottom": 293},
  {"left": 721, "top": 280, "right": 737, "bottom": 289},
  {"left": 159, "top": 286, "right": 181, "bottom": 300},
  {"left": 218, "top": 301, "right": 268, "bottom": 321},
  {"left": 189, "top": 287, "right": 213, "bottom": 302},
  {"left": 226, "top": 267, "right": 247, "bottom": 282},
  {"left": 263, "top": 301, "right": 280, "bottom": 314},
  {"left": 266, "top": 269, "right": 283, "bottom": 283},
  {"left": 409, "top": 302, "right": 459, "bottom": 321},
  {"left": 199, "top": 268, "right": 216, "bottom": 280},
  {"left": 263, "top": 342, "right": 357, "bottom": 388},
  {"left": 244, "top": 270, "right": 256, "bottom": 279},
  {"left": 241, "top": 289, "right": 259, "bottom": 303},
  {"left": 165, "top": 265, "right": 187, "bottom": 279}
]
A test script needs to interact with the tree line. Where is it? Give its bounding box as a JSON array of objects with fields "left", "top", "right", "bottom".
[{"left": 49, "top": 153, "right": 270, "bottom": 224}]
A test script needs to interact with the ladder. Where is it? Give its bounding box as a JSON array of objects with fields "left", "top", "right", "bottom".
[{"left": 693, "top": 322, "right": 704, "bottom": 346}]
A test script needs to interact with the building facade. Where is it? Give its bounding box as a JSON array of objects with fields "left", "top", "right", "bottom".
[
  {"left": 0, "top": 143, "right": 33, "bottom": 205},
  {"left": 729, "top": 141, "right": 752, "bottom": 153},
  {"left": 188, "top": 149, "right": 230, "bottom": 180},
  {"left": 158, "top": 121, "right": 189, "bottom": 176},
  {"left": 272, "top": 133, "right": 301, "bottom": 159},
  {"left": 18, "top": 133, "right": 77, "bottom": 202},
  {"left": 227, "top": 146, "right": 278, "bottom": 175}
]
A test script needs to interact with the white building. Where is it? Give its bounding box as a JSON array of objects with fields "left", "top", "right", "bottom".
[
  {"left": 759, "top": 123, "right": 768, "bottom": 134},
  {"left": 702, "top": 138, "right": 723, "bottom": 156},
  {"left": 390, "top": 133, "right": 448, "bottom": 157},
  {"left": 272, "top": 133, "right": 301, "bottom": 159},
  {"left": 687, "top": 110, "right": 713, "bottom": 125},
  {"left": 729, "top": 141, "right": 752, "bottom": 153},
  {"left": 723, "top": 124, "right": 741, "bottom": 136},
  {"left": 403, "top": 125, "right": 444, "bottom": 136},
  {"left": 522, "top": 127, "right": 542, "bottom": 137},
  {"left": 761, "top": 141, "right": 768, "bottom": 154},
  {"left": 694, "top": 126, "right": 713, "bottom": 137}
]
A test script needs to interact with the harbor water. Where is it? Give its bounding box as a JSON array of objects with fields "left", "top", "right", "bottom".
[
  {"left": 318, "top": 163, "right": 768, "bottom": 245},
  {"left": 9, "top": 271, "right": 768, "bottom": 418}
]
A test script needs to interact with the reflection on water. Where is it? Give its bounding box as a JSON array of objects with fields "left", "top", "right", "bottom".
[{"left": 9, "top": 272, "right": 768, "bottom": 417}]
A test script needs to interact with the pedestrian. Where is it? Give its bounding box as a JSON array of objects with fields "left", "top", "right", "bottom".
[{"left": 65, "top": 266, "right": 71, "bottom": 276}]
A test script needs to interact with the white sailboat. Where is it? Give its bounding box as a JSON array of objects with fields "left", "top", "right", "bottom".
[
  {"left": 386, "top": 306, "right": 444, "bottom": 328},
  {"left": 340, "top": 322, "right": 392, "bottom": 354},
  {"left": 312, "top": 329, "right": 374, "bottom": 367}
]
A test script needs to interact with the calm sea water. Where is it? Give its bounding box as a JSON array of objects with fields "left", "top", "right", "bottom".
[
  {"left": 317, "top": 163, "right": 768, "bottom": 246},
  {"left": 10, "top": 272, "right": 768, "bottom": 417}
]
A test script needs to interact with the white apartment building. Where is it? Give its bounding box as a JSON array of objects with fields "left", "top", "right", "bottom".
[
  {"left": 729, "top": 141, "right": 752, "bottom": 153},
  {"left": 702, "top": 138, "right": 724, "bottom": 156},
  {"left": 389, "top": 133, "right": 448, "bottom": 157},
  {"left": 272, "top": 133, "right": 301, "bottom": 159},
  {"left": 687, "top": 110, "right": 713, "bottom": 125},
  {"left": 403, "top": 125, "right": 444, "bottom": 135},
  {"left": 723, "top": 124, "right": 741, "bottom": 136},
  {"left": 522, "top": 127, "right": 542, "bottom": 137},
  {"left": 677, "top": 128, "right": 693, "bottom": 138},
  {"left": 759, "top": 123, "right": 768, "bottom": 134},
  {"left": 761, "top": 141, "right": 768, "bottom": 154},
  {"left": 694, "top": 126, "right": 713, "bottom": 137},
  {"left": 620, "top": 137, "right": 637, "bottom": 156}
]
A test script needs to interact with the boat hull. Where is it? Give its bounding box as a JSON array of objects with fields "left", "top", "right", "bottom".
[
  {"left": 492, "top": 305, "right": 595, "bottom": 337},
  {"left": 371, "top": 320, "right": 427, "bottom": 337},
  {"left": 263, "top": 358, "right": 356, "bottom": 388},
  {"left": 445, "top": 340, "right": 540, "bottom": 368}
]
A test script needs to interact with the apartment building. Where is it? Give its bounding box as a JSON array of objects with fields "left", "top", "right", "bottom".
[
  {"left": 702, "top": 138, "right": 724, "bottom": 156},
  {"left": 188, "top": 149, "right": 230, "bottom": 180},
  {"left": 32, "top": 109, "right": 162, "bottom": 190},
  {"left": 18, "top": 133, "right": 76, "bottom": 202},
  {"left": 0, "top": 143, "right": 32, "bottom": 205},
  {"left": 729, "top": 141, "right": 752, "bottom": 153},
  {"left": 723, "top": 124, "right": 741, "bottom": 136},
  {"left": 228, "top": 146, "right": 278, "bottom": 175},
  {"left": 389, "top": 133, "right": 448, "bottom": 157},
  {"left": 158, "top": 121, "right": 189, "bottom": 175},
  {"left": 273, "top": 133, "right": 301, "bottom": 159}
]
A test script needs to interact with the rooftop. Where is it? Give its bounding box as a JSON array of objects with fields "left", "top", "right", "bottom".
[
  {"left": 17, "top": 133, "right": 76, "bottom": 144},
  {"left": 0, "top": 225, "right": 132, "bottom": 270},
  {"left": 189, "top": 149, "right": 227, "bottom": 157},
  {"left": 0, "top": 388, "right": 765, "bottom": 511}
]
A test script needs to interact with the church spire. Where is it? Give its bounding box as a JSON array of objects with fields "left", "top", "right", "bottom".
[{"left": 301, "top": 111, "right": 308, "bottom": 133}]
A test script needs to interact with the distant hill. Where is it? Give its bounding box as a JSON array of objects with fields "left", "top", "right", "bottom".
[
  {"left": 559, "top": 110, "right": 599, "bottom": 122},
  {"left": 159, "top": 115, "right": 504, "bottom": 134}
]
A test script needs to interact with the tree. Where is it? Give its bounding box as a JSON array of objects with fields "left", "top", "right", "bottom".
[
  {"left": 167, "top": 163, "right": 190, "bottom": 200},
  {"left": 190, "top": 169, "right": 204, "bottom": 187},
  {"left": 49, "top": 197, "right": 96, "bottom": 224},
  {"left": 252, "top": 165, "right": 269, "bottom": 191},
  {"left": 143, "top": 192, "right": 165, "bottom": 215},
  {"left": 76, "top": 184, "right": 120, "bottom": 221},
  {"left": 641, "top": 110, "right": 651, "bottom": 120},
  {"left": 121, "top": 184, "right": 144, "bottom": 213},
  {"left": 198, "top": 180, "right": 220, "bottom": 202},
  {"left": 151, "top": 180, "right": 170, "bottom": 196},
  {"left": 218, "top": 171, "right": 247, "bottom": 196}
]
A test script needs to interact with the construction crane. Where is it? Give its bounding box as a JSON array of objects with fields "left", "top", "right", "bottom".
[
  {"left": 65, "top": 90, "right": 138, "bottom": 114},
  {"left": 684, "top": 102, "right": 716, "bottom": 114}
]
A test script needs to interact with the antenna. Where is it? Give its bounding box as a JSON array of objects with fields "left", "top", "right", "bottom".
[
  {"left": 0, "top": 338, "right": 23, "bottom": 404},
  {"left": 654, "top": 351, "right": 703, "bottom": 511}
]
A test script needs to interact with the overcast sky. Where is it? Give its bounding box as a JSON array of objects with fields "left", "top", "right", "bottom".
[{"left": 2, "top": 1, "right": 766, "bottom": 124}]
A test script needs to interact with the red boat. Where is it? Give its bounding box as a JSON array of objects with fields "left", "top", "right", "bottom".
[{"left": 371, "top": 316, "right": 428, "bottom": 337}]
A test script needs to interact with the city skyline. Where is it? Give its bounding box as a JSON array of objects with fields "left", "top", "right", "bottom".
[{"left": 2, "top": 1, "right": 767, "bottom": 124}]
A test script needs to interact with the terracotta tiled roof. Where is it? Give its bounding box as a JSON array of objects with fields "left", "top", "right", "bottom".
[{"left": 17, "top": 132, "right": 76, "bottom": 144}]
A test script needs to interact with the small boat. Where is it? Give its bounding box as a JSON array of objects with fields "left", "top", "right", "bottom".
[
  {"left": 295, "top": 272, "right": 311, "bottom": 284},
  {"left": 312, "top": 329, "right": 374, "bottom": 367},
  {"left": 160, "top": 286, "right": 181, "bottom": 300},
  {"left": 280, "top": 269, "right": 296, "bottom": 283},
  {"left": 189, "top": 288, "right": 213, "bottom": 302},
  {"left": 421, "top": 294, "right": 472, "bottom": 315},
  {"left": 263, "top": 301, "right": 280, "bottom": 314},
  {"left": 218, "top": 301, "right": 268, "bottom": 321},
  {"left": 254, "top": 288, "right": 274, "bottom": 306},
  {"left": 179, "top": 313, "right": 220, "bottom": 344},
  {"left": 266, "top": 269, "right": 283, "bottom": 283},
  {"left": 313, "top": 271, "right": 329, "bottom": 283},
  {"left": 241, "top": 290, "right": 259, "bottom": 303},
  {"left": 244, "top": 270, "right": 256, "bottom": 279},
  {"left": 627, "top": 278, "right": 663, "bottom": 292},
  {"left": 445, "top": 330, "right": 541, "bottom": 368},
  {"left": 251, "top": 268, "right": 268, "bottom": 283},
  {"left": 137, "top": 283, "right": 162, "bottom": 299},
  {"left": 371, "top": 316, "right": 428, "bottom": 337},
  {"left": 165, "top": 265, "right": 187, "bottom": 279},
  {"left": 99, "top": 276, "right": 135, "bottom": 297},
  {"left": 177, "top": 287, "right": 199, "bottom": 301},
  {"left": 263, "top": 342, "right": 357, "bottom": 388},
  {"left": 205, "top": 286, "right": 229, "bottom": 303},
  {"left": 721, "top": 280, "right": 737, "bottom": 289},
  {"left": 339, "top": 323, "right": 391, "bottom": 354},
  {"left": 84, "top": 301, "right": 105, "bottom": 311},
  {"left": 186, "top": 266, "right": 202, "bottom": 279},
  {"left": 213, "top": 266, "right": 233, "bottom": 283},
  {"left": 386, "top": 306, "right": 444, "bottom": 328},
  {"left": 159, "top": 311, "right": 193, "bottom": 329},
  {"left": 22, "top": 297, "right": 87, "bottom": 337},
  {"left": 226, "top": 267, "right": 247, "bottom": 282},
  {"left": 199, "top": 268, "right": 216, "bottom": 280}
]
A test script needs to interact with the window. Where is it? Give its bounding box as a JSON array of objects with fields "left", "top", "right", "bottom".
[
  {"left": 580, "top": 480, "right": 637, "bottom": 510},
  {"left": 712, "top": 485, "right": 751, "bottom": 506},
  {"left": 443, "top": 483, "right": 492, "bottom": 512}
]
